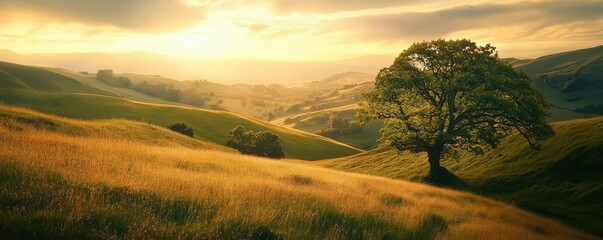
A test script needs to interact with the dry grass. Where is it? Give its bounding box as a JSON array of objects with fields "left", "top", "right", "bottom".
[{"left": 0, "top": 107, "right": 597, "bottom": 239}]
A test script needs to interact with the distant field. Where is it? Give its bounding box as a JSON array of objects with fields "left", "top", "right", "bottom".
[
  {"left": 0, "top": 105, "right": 595, "bottom": 239},
  {"left": 313, "top": 116, "right": 603, "bottom": 236},
  {"left": 0, "top": 89, "right": 360, "bottom": 160}
]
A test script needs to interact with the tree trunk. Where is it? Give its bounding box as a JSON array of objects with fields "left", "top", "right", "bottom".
[{"left": 427, "top": 143, "right": 444, "bottom": 176}]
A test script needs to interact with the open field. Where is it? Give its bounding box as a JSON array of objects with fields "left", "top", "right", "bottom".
[
  {"left": 0, "top": 105, "right": 596, "bottom": 239},
  {"left": 313, "top": 116, "right": 603, "bottom": 235}
]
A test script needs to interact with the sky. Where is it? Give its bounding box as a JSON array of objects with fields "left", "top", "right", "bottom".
[{"left": 1, "top": 0, "right": 602, "bottom": 61}]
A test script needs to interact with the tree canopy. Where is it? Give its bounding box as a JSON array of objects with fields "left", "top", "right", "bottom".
[
  {"left": 358, "top": 39, "right": 554, "bottom": 176},
  {"left": 226, "top": 126, "right": 284, "bottom": 159}
]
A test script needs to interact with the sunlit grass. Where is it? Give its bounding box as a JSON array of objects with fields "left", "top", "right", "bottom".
[
  {"left": 313, "top": 116, "right": 603, "bottom": 236},
  {"left": 0, "top": 106, "right": 596, "bottom": 239}
]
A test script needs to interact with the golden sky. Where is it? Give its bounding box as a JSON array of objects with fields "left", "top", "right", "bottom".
[{"left": 1, "top": 0, "right": 603, "bottom": 60}]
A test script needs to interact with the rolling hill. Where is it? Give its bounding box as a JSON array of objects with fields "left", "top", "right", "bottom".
[
  {"left": 46, "top": 66, "right": 330, "bottom": 119},
  {"left": 0, "top": 105, "right": 596, "bottom": 239},
  {"left": 272, "top": 77, "right": 381, "bottom": 150},
  {"left": 0, "top": 61, "right": 112, "bottom": 96},
  {"left": 0, "top": 61, "right": 361, "bottom": 160},
  {"left": 0, "top": 105, "right": 230, "bottom": 151},
  {"left": 0, "top": 89, "right": 360, "bottom": 160},
  {"left": 515, "top": 45, "right": 603, "bottom": 121},
  {"left": 312, "top": 116, "right": 603, "bottom": 236}
]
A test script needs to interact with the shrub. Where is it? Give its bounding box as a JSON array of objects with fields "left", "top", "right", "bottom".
[{"left": 168, "top": 123, "right": 193, "bottom": 137}]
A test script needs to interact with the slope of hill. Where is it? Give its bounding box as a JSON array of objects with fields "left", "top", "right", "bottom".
[
  {"left": 0, "top": 105, "right": 229, "bottom": 151},
  {"left": 48, "top": 68, "right": 192, "bottom": 107},
  {"left": 273, "top": 104, "right": 382, "bottom": 150},
  {"left": 312, "top": 117, "right": 603, "bottom": 235},
  {"left": 515, "top": 45, "right": 603, "bottom": 121},
  {"left": 0, "top": 89, "right": 360, "bottom": 160},
  {"left": 0, "top": 61, "right": 112, "bottom": 96},
  {"left": 303, "top": 72, "right": 375, "bottom": 90},
  {"left": 47, "top": 67, "right": 320, "bottom": 118},
  {"left": 0, "top": 106, "right": 595, "bottom": 239},
  {"left": 272, "top": 81, "right": 381, "bottom": 150}
]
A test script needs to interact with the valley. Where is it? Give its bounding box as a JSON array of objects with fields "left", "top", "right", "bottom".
[{"left": 1, "top": 44, "right": 602, "bottom": 239}]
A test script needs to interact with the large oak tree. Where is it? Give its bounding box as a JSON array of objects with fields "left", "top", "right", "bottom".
[{"left": 358, "top": 39, "right": 554, "bottom": 177}]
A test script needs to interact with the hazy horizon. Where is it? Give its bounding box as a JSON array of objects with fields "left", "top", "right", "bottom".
[{"left": 2, "top": 0, "right": 603, "bottom": 84}]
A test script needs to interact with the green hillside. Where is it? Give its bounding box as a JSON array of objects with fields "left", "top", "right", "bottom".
[
  {"left": 273, "top": 104, "right": 382, "bottom": 150},
  {"left": 48, "top": 67, "right": 322, "bottom": 119},
  {"left": 0, "top": 61, "right": 112, "bottom": 96},
  {"left": 272, "top": 81, "right": 381, "bottom": 150},
  {"left": 47, "top": 68, "right": 191, "bottom": 106},
  {"left": 515, "top": 45, "right": 603, "bottom": 121},
  {"left": 0, "top": 105, "right": 595, "bottom": 239},
  {"left": 0, "top": 89, "right": 360, "bottom": 160},
  {"left": 313, "top": 117, "right": 603, "bottom": 236}
]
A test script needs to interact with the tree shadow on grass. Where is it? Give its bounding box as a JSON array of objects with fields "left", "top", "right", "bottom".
[{"left": 422, "top": 167, "right": 469, "bottom": 190}]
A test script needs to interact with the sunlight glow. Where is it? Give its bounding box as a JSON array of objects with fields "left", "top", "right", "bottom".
[{"left": 1, "top": 0, "right": 602, "bottom": 60}]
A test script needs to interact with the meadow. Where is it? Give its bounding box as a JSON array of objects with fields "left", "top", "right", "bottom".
[
  {"left": 314, "top": 116, "right": 603, "bottom": 235},
  {"left": 0, "top": 105, "right": 596, "bottom": 239}
]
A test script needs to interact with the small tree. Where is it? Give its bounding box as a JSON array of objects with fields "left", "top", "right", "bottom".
[
  {"left": 225, "top": 126, "right": 284, "bottom": 159},
  {"left": 358, "top": 39, "right": 554, "bottom": 178},
  {"left": 96, "top": 69, "right": 113, "bottom": 80},
  {"left": 225, "top": 126, "right": 256, "bottom": 155},
  {"left": 254, "top": 131, "right": 285, "bottom": 158},
  {"left": 168, "top": 123, "right": 193, "bottom": 137}
]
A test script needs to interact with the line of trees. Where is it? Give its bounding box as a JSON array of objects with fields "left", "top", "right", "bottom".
[
  {"left": 96, "top": 69, "right": 132, "bottom": 88},
  {"left": 133, "top": 81, "right": 182, "bottom": 102}
]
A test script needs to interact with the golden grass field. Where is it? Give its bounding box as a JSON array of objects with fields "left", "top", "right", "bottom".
[{"left": 0, "top": 105, "right": 597, "bottom": 239}]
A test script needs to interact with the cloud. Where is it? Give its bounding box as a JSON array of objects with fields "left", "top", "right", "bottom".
[
  {"left": 326, "top": 0, "right": 603, "bottom": 42},
  {"left": 1, "top": 0, "right": 204, "bottom": 32},
  {"left": 268, "top": 0, "right": 415, "bottom": 13}
]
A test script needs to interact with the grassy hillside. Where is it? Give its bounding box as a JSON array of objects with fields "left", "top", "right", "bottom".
[
  {"left": 303, "top": 72, "right": 374, "bottom": 90},
  {"left": 48, "top": 68, "right": 192, "bottom": 106},
  {"left": 0, "top": 61, "right": 112, "bottom": 96},
  {"left": 0, "top": 106, "right": 595, "bottom": 239},
  {"left": 313, "top": 117, "right": 603, "bottom": 236},
  {"left": 272, "top": 82, "right": 381, "bottom": 150},
  {"left": 515, "top": 45, "right": 603, "bottom": 121},
  {"left": 48, "top": 67, "right": 325, "bottom": 119},
  {"left": 0, "top": 105, "right": 229, "bottom": 151},
  {"left": 0, "top": 89, "right": 360, "bottom": 160},
  {"left": 273, "top": 104, "right": 382, "bottom": 150}
]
